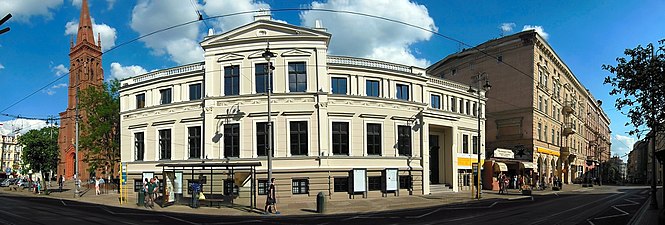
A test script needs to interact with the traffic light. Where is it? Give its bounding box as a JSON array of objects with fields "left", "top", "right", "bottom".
[{"left": 0, "top": 14, "right": 11, "bottom": 35}]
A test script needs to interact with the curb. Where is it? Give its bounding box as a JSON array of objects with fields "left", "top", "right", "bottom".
[{"left": 628, "top": 191, "right": 652, "bottom": 225}]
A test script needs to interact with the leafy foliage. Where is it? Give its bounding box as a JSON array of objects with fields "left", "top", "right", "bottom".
[
  {"left": 603, "top": 39, "right": 665, "bottom": 137},
  {"left": 79, "top": 79, "right": 120, "bottom": 179},
  {"left": 18, "top": 126, "right": 59, "bottom": 175}
]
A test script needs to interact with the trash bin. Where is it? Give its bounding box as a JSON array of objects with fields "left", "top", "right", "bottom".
[
  {"left": 316, "top": 192, "right": 326, "bottom": 213},
  {"left": 137, "top": 190, "right": 145, "bottom": 207}
]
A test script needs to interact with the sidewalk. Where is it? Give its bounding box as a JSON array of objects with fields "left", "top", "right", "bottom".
[
  {"left": 631, "top": 187, "right": 665, "bottom": 225},
  {"left": 1, "top": 181, "right": 584, "bottom": 216}
]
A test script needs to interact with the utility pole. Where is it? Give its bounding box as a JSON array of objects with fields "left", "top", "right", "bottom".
[{"left": 468, "top": 72, "right": 491, "bottom": 200}]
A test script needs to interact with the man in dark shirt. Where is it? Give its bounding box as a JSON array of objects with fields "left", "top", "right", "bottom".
[
  {"left": 146, "top": 178, "right": 157, "bottom": 209},
  {"left": 264, "top": 178, "right": 278, "bottom": 214}
]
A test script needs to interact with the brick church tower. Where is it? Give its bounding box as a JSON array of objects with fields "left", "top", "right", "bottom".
[{"left": 57, "top": 0, "right": 104, "bottom": 180}]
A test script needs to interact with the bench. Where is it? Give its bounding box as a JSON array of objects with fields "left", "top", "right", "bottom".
[{"left": 200, "top": 198, "right": 225, "bottom": 207}]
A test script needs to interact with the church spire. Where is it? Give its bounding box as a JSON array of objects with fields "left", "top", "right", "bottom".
[{"left": 76, "top": 0, "right": 95, "bottom": 45}]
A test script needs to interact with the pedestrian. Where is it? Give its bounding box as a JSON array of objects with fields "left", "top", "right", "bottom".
[
  {"left": 143, "top": 178, "right": 149, "bottom": 207},
  {"left": 95, "top": 177, "right": 101, "bottom": 195},
  {"left": 498, "top": 173, "right": 504, "bottom": 194},
  {"left": 146, "top": 178, "right": 156, "bottom": 209},
  {"left": 264, "top": 178, "right": 279, "bottom": 214},
  {"left": 36, "top": 178, "right": 41, "bottom": 194},
  {"left": 58, "top": 175, "right": 64, "bottom": 192}
]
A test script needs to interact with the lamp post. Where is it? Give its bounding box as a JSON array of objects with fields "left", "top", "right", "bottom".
[
  {"left": 468, "top": 72, "right": 491, "bottom": 200},
  {"left": 262, "top": 43, "right": 276, "bottom": 182}
]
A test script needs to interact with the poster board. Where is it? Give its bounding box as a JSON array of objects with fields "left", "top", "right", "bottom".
[
  {"left": 385, "top": 168, "right": 398, "bottom": 191},
  {"left": 352, "top": 168, "right": 366, "bottom": 193},
  {"left": 164, "top": 172, "right": 175, "bottom": 203},
  {"left": 142, "top": 172, "right": 154, "bottom": 182},
  {"left": 174, "top": 171, "right": 183, "bottom": 194}
]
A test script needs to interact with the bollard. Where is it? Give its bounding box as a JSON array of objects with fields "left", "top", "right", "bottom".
[{"left": 316, "top": 192, "right": 326, "bottom": 213}]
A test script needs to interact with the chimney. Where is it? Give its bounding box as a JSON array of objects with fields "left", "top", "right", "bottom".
[
  {"left": 254, "top": 9, "right": 271, "bottom": 21},
  {"left": 314, "top": 19, "right": 327, "bottom": 32}
]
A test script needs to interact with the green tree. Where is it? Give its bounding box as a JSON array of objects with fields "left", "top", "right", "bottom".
[
  {"left": 18, "top": 126, "right": 59, "bottom": 189},
  {"left": 79, "top": 79, "right": 120, "bottom": 180}
]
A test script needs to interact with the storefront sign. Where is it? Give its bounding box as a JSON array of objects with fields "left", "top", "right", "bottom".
[{"left": 494, "top": 148, "right": 515, "bottom": 159}]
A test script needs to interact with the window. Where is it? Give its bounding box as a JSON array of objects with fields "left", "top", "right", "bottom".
[
  {"left": 472, "top": 136, "right": 478, "bottom": 154},
  {"left": 188, "top": 126, "right": 201, "bottom": 159},
  {"left": 450, "top": 97, "right": 456, "bottom": 112},
  {"left": 136, "top": 94, "right": 145, "bottom": 109},
  {"left": 399, "top": 175, "right": 412, "bottom": 189},
  {"left": 366, "top": 123, "right": 381, "bottom": 155},
  {"left": 368, "top": 176, "right": 381, "bottom": 191},
  {"left": 257, "top": 179, "right": 268, "bottom": 195},
  {"left": 331, "top": 122, "right": 349, "bottom": 155},
  {"left": 396, "top": 84, "right": 409, "bottom": 100},
  {"left": 544, "top": 125, "right": 548, "bottom": 142},
  {"left": 224, "top": 65, "right": 240, "bottom": 96},
  {"left": 255, "top": 63, "right": 272, "bottom": 93},
  {"left": 431, "top": 95, "right": 441, "bottom": 109},
  {"left": 292, "top": 179, "right": 308, "bottom": 194},
  {"left": 288, "top": 62, "right": 307, "bottom": 92},
  {"left": 290, "top": 121, "right": 308, "bottom": 156},
  {"left": 459, "top": 99, "right": 463, "bottom": 113},
  {"left": 538, "top": 96, "right": 543, "bottom": 111},
  {"left": 189, "top": 83, "right": 202, "bottom": 100},
  {"left": 159, "top": 88, "right": 172, "bottom": 105},
  {"left": 544, "top": 75, "right": 548, "bottom": 87},
  {"left": 551, "top": 129, "right": 555, "bottom": 144},
  {"left": 331, "top": 77, "right": 347, "bottom": 94},
  {"left": 366, "top": 80, "right": 380, "bottom": 97},
  {"left": 473, "top": 103, "right": 478, "bottom": 116},
  {"left": 462, "top": 134, "right": 469, "bottom": 153},
  {"left": 334, "top": 177, "right": 348, "bottom": 192},
  {"left": 158, "top": 129, "right": 171, "bottom": 160},
  {"left": 224, "top": 179, "right": 238, "bottom": 195},
  {"left": 224, "top": 124, "right": 240, "bottom": 158},
  {"left": 256, "top": 122, "right": 273, "bottom": 157},
  {"left": 537, "top": 123, "right": 542, "bottom": 140},
  {"left": 465, "top": 101, "right": 470, "bottom": 115},
  {"left": 397, "top": 125, "right": 412, "bottom": 156},
  {"left": 544, "top": 99, "right": 549, "bottom": 115},
  {"left": 134, "top": 132, "right": 144, "bottom": 161}
]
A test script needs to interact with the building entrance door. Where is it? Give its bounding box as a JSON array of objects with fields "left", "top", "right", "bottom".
[{"left": 430, "top": 135, "right": 440, "bottom": 184}]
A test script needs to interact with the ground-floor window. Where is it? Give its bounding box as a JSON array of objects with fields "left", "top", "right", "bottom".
[
  {"left": 257, "top": 179, "right": 268, "bottom": 195},
  {"left": 399, "top": 175, "right": 412, "bottom": 189},
  {"left": 224, "top": 179, "right": 238, "bottom": 195},
  {"left": 368, "top": 176, "right": 381, "bottom": 191},
  {"left": 292, "top": 178, "right": 309, "bottom": 194},
  {"left": 334, "top": 177, "right": 348, "bottom": 192}
]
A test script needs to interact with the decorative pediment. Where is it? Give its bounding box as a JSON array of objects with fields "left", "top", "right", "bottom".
[
  {"left": 201, "top": 20, "right": 331, "bottom": 47},
  {"left": 248, "top": 49, "right": 270, "bottom": 59},
  {"left": 217, "top": 53, "right": 245, "bottom": 62},
  {"left": 280, "top": 49, "right": 312, "bottom": 57}
]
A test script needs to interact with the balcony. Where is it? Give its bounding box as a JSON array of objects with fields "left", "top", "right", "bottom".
[
  {"left": 563, "top": 122, "right": 576, "bottom": 136},
  {"left": 561, "top": 147, "right": 577, "bottom": 161},
  {"left": 563, "top": 101, "right": 576, "bottom": 115}
]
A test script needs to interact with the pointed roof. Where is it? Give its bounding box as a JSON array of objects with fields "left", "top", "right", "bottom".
[{"left": 76, "top": 0, "right": 95, "bottom": 45}]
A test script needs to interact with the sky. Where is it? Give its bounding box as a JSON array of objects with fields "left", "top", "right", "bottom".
[{"left": 0, "top": 0, "right": 663, "bottom": 160}]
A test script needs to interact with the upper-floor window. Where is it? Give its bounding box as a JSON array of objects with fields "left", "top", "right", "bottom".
[
  {"left": 188, "top": 126, "right": 201, "bottom": 159},
  {"left": 544, "top": 99, "right": 548, "bottom": 115},
  {"left": 331, "top": 77, "right": 347, "bottom": 94},
  {"left": 290, "top": 121, "right": 308, "bottom": 156},
  {"left": 431, "top": 94, "right": 441, "bottom": 109},
  {"left": 396, "top": 84, "right": 409, "bottom": 100},
  {"left": 551, "top": 129, "right": 555, "bottom": 144},
  {"left": 288, "top": 62, "right": 307, "bottom": 92},
  {"left": 256, "top": 122, "right": 274, "bottom": 157},
  {"left": 189, "top": 83, "right": 202, "bottom": 100},
  {"left": 366, "top": 80, "right": 380, "bottom": 97},
  {"left": 256, "top": 63, "right": 272, "bottom": 93},
  {"left": 224, "top": 65, "right": 240, "bottom": 96},
  {"left": 136, "top": 93, "right": 145, "bottom": 109},
  {"left": 450, "top": 97, "right": 456, "bottom": 112},
  {"left": 538, "top": 96, "right": 543, "bottom": 111},
  {"left": 224, "top": 124, "right": 240, "bottom": 158},
  {"left": 462, "top": 134, "right": 469, "bottom": 153},
  {"left": 472, "top": 136, "right": 478, "bottom": 154},
  {"left": 397, "top": 125, "right": 412, "bottom": 156},
  {"left": 367, "top": 123, "right": 381, "bottom": 155},
  {"left": 465, "top": 101, "right": 470, "bottom": 115},
  {"left": 537, "top": 123, "right": 542, "bottom": 140},
  {"left": 331, "top": 122, "right": 349, "bottom": 155},
  {"left": 544, "top": 125, "right": 548, "bottom": 142},
  {"left": 134, "top": 132, "right": 144, "bottom": 161},
  {"left": 159, "top": 129, "right": 171, "bottom": 160},
  {"left": 160, "top": 88, "right": 172, "bottom": 105}
]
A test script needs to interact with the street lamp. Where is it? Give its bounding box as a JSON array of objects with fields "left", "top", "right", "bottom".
[
  {"left": 262, "top": 43, "right": 276, "bottom": 182},
  {"left": 468, "top": 72, "right": 491, "bottom": 200}
]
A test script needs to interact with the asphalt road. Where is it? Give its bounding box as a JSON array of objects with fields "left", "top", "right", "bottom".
[{"left": 0, "top": 186, "right": 650, "bottom": 225}]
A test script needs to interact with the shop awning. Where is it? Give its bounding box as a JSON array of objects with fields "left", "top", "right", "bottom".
[
  {"left": 520, "top": 162, "right": 537, "bottom": 169},
  {"left": 494, "top": 162, "right": 508, "bottom": 172}
]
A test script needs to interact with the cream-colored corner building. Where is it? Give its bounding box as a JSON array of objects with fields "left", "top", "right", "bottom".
[
  {"left": 1, "top": 135, "right": 23, "bottom": 175},
  {"left": 428, "top": 30, "right": 611, "bottom": 184},
  {"left": 120, "top": 15, "right": 485, "bottom": 205}
]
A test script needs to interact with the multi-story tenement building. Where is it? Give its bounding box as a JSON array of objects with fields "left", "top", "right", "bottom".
[
  {"left": 628, "top": 139, "right": 649, "bottom": 184},
  {"left": 119, "top": 14, "right": 485, "bottom": 206},
  {"left": 1, "top": 135, "right": 23, "bottom": 174},
  {"left": 428, "top": 30, "right": 611, "bottom": 184}
]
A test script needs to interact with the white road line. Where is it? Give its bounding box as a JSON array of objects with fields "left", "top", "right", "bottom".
[
  {"left": 591, "top": 198, "right": 639, "bottom": 220},
  {"left": 161, "top": 215, "right": 200, "bottom": 225},
  {"left": 60, "top": 199, "right": 67, "bottom": 206},
  {"left": 529, "top": 192, "right": 623, "bottom": 225}
]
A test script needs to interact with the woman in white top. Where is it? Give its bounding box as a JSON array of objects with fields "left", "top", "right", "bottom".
[{"left": 95, "top": 177, "right": 101, "bottom": 195}]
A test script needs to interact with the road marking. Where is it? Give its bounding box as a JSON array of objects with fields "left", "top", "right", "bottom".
[
  {"left": 60, "top": 199, "right": 67, "bottom": 206},
  {"left": 588, "top": 198, "right": 640, "bottom": 222},
  {"left": 529, "top": 192, "right": 623, "bottom": 225}
]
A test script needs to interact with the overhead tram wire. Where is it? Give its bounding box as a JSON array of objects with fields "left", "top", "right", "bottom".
[{"left": 1, "top": 8, "right": 546, "bottom": 115}]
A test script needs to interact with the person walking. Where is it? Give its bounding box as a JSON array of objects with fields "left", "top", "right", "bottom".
[
  {"left": 95, "top": 177, "right": 101, "bottom": 195},
  {"left": 264, "top": 178, "right": 279, "bottom": 214},
  {"left": 146, "top": 178, "right": 156, "bottom": 209},
  {"left": 36, "top": 178, "right": 41, "bottom": 194},
  {"left": 58, "top": 175, "right": 63, "bottom": 192}
]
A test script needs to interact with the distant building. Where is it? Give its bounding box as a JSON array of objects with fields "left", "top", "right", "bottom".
[
  {"left": 0, "top": 135, "right": 23, "bottom": 175},
  {"left": 627, "top": 131, "right": 664, "bottom": 184},
  {"left": 428, "top": 30, "right": 612, "bottom": 184}
]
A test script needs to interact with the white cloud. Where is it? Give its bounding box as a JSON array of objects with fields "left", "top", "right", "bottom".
[
  {"left": 612, "top": 134, "right": 637, "bottom": 159},
  {"left": 110, "top": 62, "right": 148, "bottom": 80},
  {"left": 522, "top": 25, "right": 549, "bottom": 39},
  {"left": 0, "top": 64, "right": 4, "bottom": 69},
  {"left": 52, "top": 83, "right": 67, "bottom": 89},
  {"left": 201, "top": 0, "right": 270, "bottom": 32},
  {"left": 52, "top": 64, "right": 68, "bottom": 76},
  {"left": 300, "top": 0, "right": 436, "bottom": 68},
  {"left": 130, "top": 0, "right": 203, "bottom": 64},
  {"left": 42, "top": 83, "right": 67, "bottom": 95},
  {"left": 0, "top": 0, "right": 63, "bottom": 22},
  {"left": 500, "top": 23, "right": 515, "bottom": 33},
  {"left": 72, "top": 0, "right": 116, "bottom": 10},
  {"left": 64, "top": 18, "right": 117, "bottom": 52},
  {"left": 0, "top": 118, "right": 48, "bottom": 135}
]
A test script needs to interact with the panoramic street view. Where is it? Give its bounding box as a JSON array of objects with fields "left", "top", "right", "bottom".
[{"left": 0, "top": 0, "right": 664, "bottom": 224}]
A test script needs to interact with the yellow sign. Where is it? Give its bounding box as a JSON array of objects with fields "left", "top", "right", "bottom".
[
  {"left": 458, "top": 157, "right": 485, "bottom": 167},
  {"left": 537, "top": 147, "right": 560, "bottom": 157}
]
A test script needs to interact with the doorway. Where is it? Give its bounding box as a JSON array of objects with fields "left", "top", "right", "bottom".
[{"left": 430, "top": 135, "right": 440, "bottom": 184}]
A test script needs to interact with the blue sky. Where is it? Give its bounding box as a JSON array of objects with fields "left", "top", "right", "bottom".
[{"left": 1, "top": 0, "right": 663, "bottom": 160}]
